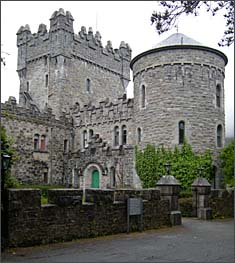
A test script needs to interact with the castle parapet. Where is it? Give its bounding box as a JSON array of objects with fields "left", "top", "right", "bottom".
[
  {"left": 16, "top": 9, "right": 131, "bottom": 80},
  {"left": 72, "top": 96, "right": 134, "bottom": 127},
  {"left": 1, "top": 97, "right": 72, "bottom": 127}
]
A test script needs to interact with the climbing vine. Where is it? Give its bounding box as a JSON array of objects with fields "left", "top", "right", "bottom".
[{"left": 135, "top": 140, "right": 213, "bottom": 190}]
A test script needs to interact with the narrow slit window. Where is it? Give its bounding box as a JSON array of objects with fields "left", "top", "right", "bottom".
[
  {"left": 141, "top": 85, "right": 146, "bottom": 108},
  {"left": 86, "top": 78, "right": 91, "bottom": 93},
  {"left": 83, "top": 130, "right": 88, "bottom": 148},
  {"left": 216, "top": 84, "right": 221, "bottom": 108},
  {"left": 40, "top": 135, "right": 46, "bottom": 151},
  {"left": 34, "top": 134, "right": 40, "bottom": 150},
  {"left": 43, "top": 170, "right": 48, "bottom": 184},
  {"left": 137, "top": 127, "right": 142, "bottom": 143},
  {"left": 45, "top": 74, "right": 49, "bottom": 87},
  {"left": 179, "top": 121, "right": 185, "bottom": 144},
  {"left": 26, "top": 81, "right": 29, "bottom": 92},
  {"left": 64, "top": 139, "right": 68, "bottom": 153},
  {"left": 122, "top": 125, "right": 127, "bottom": 145},
  {"left": 89, "top": 129, "right": 94, "bottom": 140},
  {"left": 44, "top": 56, "right": 48, "bottom": 66},
  {"left": 217, "top": 125, "right": 222, "bottom": 147},
  {"left": 114, "top": 126, "right": 119, "bottom": 146}
]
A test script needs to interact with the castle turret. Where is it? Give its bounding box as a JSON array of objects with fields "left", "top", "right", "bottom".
[
  {"left": 131, "top": 33, "right": 227, "bottom": 188},
  {"left": 17, "top": 24, "right": 32, "bottom": 106}
]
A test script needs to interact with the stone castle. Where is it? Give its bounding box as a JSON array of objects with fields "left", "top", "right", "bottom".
[{"left": 1, "top": 8, "right": 227, "bottom": 189}]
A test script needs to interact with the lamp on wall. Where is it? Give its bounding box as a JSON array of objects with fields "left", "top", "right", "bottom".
[
  {"left": 2, "top": 153, "right": 11, "bottom": 172},
  {"left": 198, "top": 166, "right": 204, "bottom": 177},
  {"left": 1, "top": 153, "right": 11, "bottom": 191}
]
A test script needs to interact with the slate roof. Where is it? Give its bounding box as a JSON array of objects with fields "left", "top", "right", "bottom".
[{"left": 154, "top": 33, "right": 203, "bottom": 48}]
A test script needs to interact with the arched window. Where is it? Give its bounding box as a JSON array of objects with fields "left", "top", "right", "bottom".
[
  {"left": 114, "top": 126, "right": 119, "bottom": 146},
  {"left": 110, "top": 167, "right": 116, "bottom": 188},
  {"left": 217, "top": 125, "right": 222, "bottom": 147},
  {"left": 26, "top": 81, "right": 29, "bottom": 92},
  {"left": 83, "top": 130, "right": 88, "bottom": 148},
  {"left": 64, "top": 139, "right": 68, "bottom": 153},
  {"left": 45, "top": 74, "right": 48, "bottom": 87},
  {"left": 44, "top": 56, "right": 48, "bottom": 66},
  {"left": 141, "top": 85, "right": 146, "bottom": 108},
  {"left": 89, "top": 129, "right": 94, "bottom": 140},
  {"left": 86, "top": 78, "right": 91, "bottom": 93},
  {"left": 122, "top": 125, "right": 127, "bottom": 145},
  {"left": 43, "top": 169, "right": 48, "bottom": 184},
  {"left": 216, "top": 84, "right": 221, "bottom": 108},
  {"left": 137, "top": 127, "right": 142, "bottom": 143},
  {"left": 40, "top": 135, "right": 46, "bottom": 151},
  {"left": 34, "top": 134, "right": 40, "bottom": 150},
  {"left": 179, "top": 121, "right": 185, "bottom": 144}
]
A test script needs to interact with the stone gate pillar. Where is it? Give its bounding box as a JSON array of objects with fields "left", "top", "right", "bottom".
[
  {"left": 156, "top": 165, "right": 181, "bottom": 225},
  {"left": 192, "top": 177, "right": 212, "bottom": 220}
]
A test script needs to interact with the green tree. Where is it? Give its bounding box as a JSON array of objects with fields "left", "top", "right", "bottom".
[
  {"left": 1, "top": 126, "right": 19, "bottom": 188},
  {"left": 219, "top": 139, "right": 234, "bottom": 187},
  {"left": 151, "top": 1, "right": 234, "bottom": 47}
]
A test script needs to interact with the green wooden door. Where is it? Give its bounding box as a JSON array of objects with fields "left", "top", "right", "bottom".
[{"left": 91, "top": 170, "right": 99, "bottom": 188}]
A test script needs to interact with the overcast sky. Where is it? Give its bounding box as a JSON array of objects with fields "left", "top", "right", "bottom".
[{"left": 1, "top": 1, "right": 234, "bottom": 137}]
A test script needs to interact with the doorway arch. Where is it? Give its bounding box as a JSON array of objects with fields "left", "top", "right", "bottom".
[
  {"left": 83, "top": 163, "right": 103, "bottom": 189},
  {"left": 91, "top": 169, "right": 100, "bottom": 188}
]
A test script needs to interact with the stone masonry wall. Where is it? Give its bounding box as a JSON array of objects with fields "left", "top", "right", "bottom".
[
  {"left": 6, "top": 188, "right": 171, "bottom": 248},
  {"left": 69, "top": 143, "right": 136, "bottom": 189},
  {"left": 1, "top": 99, "right": 72, "bottom": 184},
  {"left": 72, "top": 95, "right": 135, "bottom": 150}
]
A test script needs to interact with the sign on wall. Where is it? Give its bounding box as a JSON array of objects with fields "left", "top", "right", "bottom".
[{"left": 127, "top": 198, "right": 143, "bottom": 233}]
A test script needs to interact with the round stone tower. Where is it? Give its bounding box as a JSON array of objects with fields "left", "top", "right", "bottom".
[{"left": 130, "top": 33, "right": 227, "bottom": 187}]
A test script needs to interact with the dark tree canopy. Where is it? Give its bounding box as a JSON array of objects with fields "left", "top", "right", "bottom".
[{"left": 151, "top": 1, "right": 234, "bottom": 47}]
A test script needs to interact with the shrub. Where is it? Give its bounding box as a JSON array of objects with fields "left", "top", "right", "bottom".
[
  {"left": 219, "top": 140, "right": 234, "bottom": 187},
  {"left": 135, "top": 140, "right": 213, "bottom": 191}
]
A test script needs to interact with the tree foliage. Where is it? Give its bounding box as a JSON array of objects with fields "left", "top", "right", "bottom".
[
  {"left": 219, "top": 139, "right": 234, "bottom": 187},
  {"left": 151, "top": 1, "right": 234, "bottom": 47},
  {"left": 135, "top": 140, "right": 213, "bottom": 190},
  {"left": 1, "top": 126, "right": 19, "bottom": 188}
]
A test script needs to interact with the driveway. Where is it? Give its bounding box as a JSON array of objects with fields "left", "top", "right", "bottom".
[{"left": 2, "top": 218, "right": 234, "bottom": 263}]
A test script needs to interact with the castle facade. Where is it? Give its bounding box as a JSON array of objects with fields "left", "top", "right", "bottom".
[{"left": 2, "top": 9, "right": 227, "bottom": 189}]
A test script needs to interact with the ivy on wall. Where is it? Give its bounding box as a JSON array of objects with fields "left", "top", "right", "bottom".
[
  {"left": 219, "top": 139, "right": 234, "bottom": 187},
  {"left": 135, "top": 140, "right": 213, "bottom": 190}
]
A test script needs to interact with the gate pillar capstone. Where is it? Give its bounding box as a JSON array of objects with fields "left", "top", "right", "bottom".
[
  {"left": 192, "top": 177, "right": 212, "bottom": 220},
  {"left": 156, "top": 174, "right": 181, "bottom": 226}
]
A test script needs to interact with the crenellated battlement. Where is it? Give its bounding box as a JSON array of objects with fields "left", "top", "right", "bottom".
[
  {"left": 16, "top": 8, "right": 131, "bottom": 79},
  {"left": 1, "top": 96, "right": 72, "bottom": 127},
  {"left": 71, "top": 94, "right": 134, "bottom": 127}
]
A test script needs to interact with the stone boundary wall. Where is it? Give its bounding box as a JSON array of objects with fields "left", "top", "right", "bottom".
[
  {"left": 209, "top": 189, "right": 234, "bottom": 218},
  {"left": 179, "top": 189, "right": 234, "bottom": 218},
  {"left": 6, "top": 188, "right": 171, "bottom": 248}
]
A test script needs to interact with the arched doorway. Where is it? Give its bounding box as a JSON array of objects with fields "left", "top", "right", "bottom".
[{"left": 91, "top": 169, "right": 100, "bottom": 188}]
